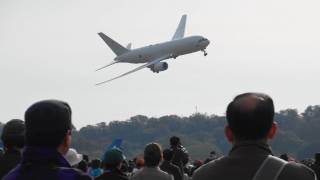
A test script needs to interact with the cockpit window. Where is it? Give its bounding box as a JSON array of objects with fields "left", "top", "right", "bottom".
[{"left": 198, "top": 38, "right": 207, "bottom": 43}]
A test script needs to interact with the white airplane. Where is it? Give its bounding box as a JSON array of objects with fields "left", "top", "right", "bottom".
[{"left": 96, "top": 15, "right": 210, "bottom": 85}]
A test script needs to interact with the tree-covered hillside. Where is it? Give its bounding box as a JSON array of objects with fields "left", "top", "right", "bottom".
[
  {"left": 1, "top": 105, "right": 319, "bottom": 161},
  {"left": 72, "top": 105, "right": 320, "bottom": 160}
]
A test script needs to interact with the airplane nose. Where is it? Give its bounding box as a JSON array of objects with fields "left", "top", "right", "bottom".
[{"left": 206, "top": 39, "right": 210, "bottom": 46}]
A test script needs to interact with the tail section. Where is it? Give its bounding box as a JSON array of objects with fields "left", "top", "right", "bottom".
[
  {"left": 126, "top": 43, "right": 132, "bottom": 50},
  {"left": 172, "top": 14, "right": 187, "bottom": 40},
  {"left": 98, "top": 32, "right": 129, "bottom": 56}
]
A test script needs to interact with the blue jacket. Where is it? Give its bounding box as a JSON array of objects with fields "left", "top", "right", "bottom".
[{"left": 3, "top": 146, "right": 92, "bottom": 180}]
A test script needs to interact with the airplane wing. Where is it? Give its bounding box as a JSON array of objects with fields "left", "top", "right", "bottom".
[
  {"left": 96, "top": 55, "right": 169, "bottom": 86},
  {"left": 172, "top": 14, "right": 187, "bottom": 40}
]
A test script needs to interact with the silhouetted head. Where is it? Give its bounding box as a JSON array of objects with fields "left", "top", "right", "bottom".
[
  {"left": 315, "top": 153, "right": 320, "bottom": 163},
  {"left": 280, "top": 153, "right": 289, "bottom": 161},
  {"left": 225, "top": 93, "right": 276, "bottom": 142},
  {"left": 25, "top": 100, "right": 72, "bottom": 154},
  {"left": 77, "top": 160, "right": 88, "bottom": 173},
  {"left": 1, "top": 119, "right": 25, "bottom": 149},
  {"left": 144, "top": 143, "right": 162, "bottom": 167},
  {"left": 170, "top": 136, "right": 181, "bottom": 147},
  {"left": 103, "top": 148, "right": 125, "bottom": 170},
  {"left": 91, "top": 159, "right": 102, "bottom": 169},
  {"left": 163, "top": 148, "right": 173, "bottom": 161},
  {"left": 135, "top": 158, "right": 144, "bottom": 168}
]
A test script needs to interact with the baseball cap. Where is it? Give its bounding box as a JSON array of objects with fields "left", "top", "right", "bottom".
[{"left": 103, "top": 148, "right": 125, "bottom": 165}]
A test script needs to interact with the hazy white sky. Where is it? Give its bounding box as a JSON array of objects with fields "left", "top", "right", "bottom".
[{"left": 0, "top": 0, "right": 319, "bottom": 128}]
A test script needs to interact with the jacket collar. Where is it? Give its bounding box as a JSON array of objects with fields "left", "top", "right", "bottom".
[
  {"left": 143, "top": 166, "right": 161, "bottom": 171},
  {"left": 229, "top": 141, "right": 273, "bottom": 157},
  {"left": 21, "top": 146, "right": 70, "bottom": 168}
]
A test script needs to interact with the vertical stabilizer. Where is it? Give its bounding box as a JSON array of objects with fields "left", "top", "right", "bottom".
[
  {"left": 172, "top": 15, "right": 187, "bottom": 40},
  {"left": 98, "top": 32, "right": 129, "bottom": 56},
  {"left": 126, "top": 43, "right": 132, "bottom": 50}
]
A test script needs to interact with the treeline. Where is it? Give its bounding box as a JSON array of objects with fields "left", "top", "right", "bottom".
[
  {"left": 71, "top": 105, "right": 320, "bottom": 160},
  {"left": 1, "top": 105, "right": 320, "bottom": 161}
]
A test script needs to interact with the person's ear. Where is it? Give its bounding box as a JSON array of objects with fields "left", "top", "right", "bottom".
[
  {"left": 59, "top": 130, "right": 72, "bottom": 155},
  {"left": 267, "top": 122, "right": 277, "bottom": 140},
  {"left": 224, "top": 126, "right": 234, "bottom": 143}
]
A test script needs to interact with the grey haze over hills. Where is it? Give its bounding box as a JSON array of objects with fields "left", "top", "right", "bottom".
[{"left": 0, "top": 0, "right": 319, "bottom": 128}]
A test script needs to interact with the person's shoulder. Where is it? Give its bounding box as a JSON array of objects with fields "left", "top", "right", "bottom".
[
  {"left": 170, "top": 163, "right": 181, "bottom": 171},
  {"left": 156, "top": 168, "right": 173, "bottom": 180},
  {"left": 58, "top": 167, "right": 92, "bottom": 180},
  {"left": 131, "top": 169, "right": 143, "bottom": 180},
  {"left": 279, "top": 161, "right": 316, "bottom": 180},
  {"left": 2, "top": 164, "right": 22, "bottom": 180},
  {"left": 95, "top": 173, "right": 128, "bottom": 180}
]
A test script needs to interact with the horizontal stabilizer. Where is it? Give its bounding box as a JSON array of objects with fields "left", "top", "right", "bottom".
[
  {"left": 98, "top": 32, "right": 129, "bottom": 56},
  {"left": 96, "top": 61, "right": 118, "bottom": 71}
]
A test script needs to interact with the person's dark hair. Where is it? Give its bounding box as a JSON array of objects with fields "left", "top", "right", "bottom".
[
  {"left": 315, "top": 153, "right": 320, "bottom": 163},
  {"left": 170, "top": 136, "right": 181, "bottom": 147},
  {"left": 0, "top": 149, "right": 4, "bottom": 158},
  {"left": 91, "top": 159, "right": 101, "bottom": 169},
  {"left": 1, "top": 119, "right": 25, "bottom": 149},
  {"left": 144, "top": 143, "right": 162, "bottom": 167},
  {"left": 105, "top": 162, "right": 121, "bottom": 170},
  {"left": 82, "top": 154, "right": 89, "bottom": 163},
  {"left": 226, "top": 93, "right": 275, "bottom": 141},
  {"left": 162, "top": 148, "right": 173, "bottom": 161},
  {"left": 77, "top": 160, "right": 88, "bottom": 173},
  {"left": 25, "top": 100, "right": 72, "bottom": 148},
  {"left": 280, "top": 154, "right": 289, "bottom": 161}
]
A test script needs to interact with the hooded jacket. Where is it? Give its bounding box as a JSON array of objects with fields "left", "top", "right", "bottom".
[{"left": 3, "top": 146, "right": 91, "bottom": 180}]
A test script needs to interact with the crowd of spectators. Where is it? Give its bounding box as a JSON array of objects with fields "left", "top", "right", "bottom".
[{"left": 0, "top": 93, "right": 319, "bottom": 180}]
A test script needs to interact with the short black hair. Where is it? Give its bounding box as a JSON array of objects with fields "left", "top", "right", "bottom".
[
  {"left": 163, "top": 149, "right": 173, "bottom": 161},
  {"left": 280, "top": 154, "right": 289, "bottom": 161},
  {"left": 226, "top": 93, "right": 274, "bottom": 140},
  {"left": 170, "top": 136, "right": 181, "bottom": 146},
  {"left": 1, "top": 119, "right": 25, "bottom": 149},
  {"left": 25, "top": 100, "right": 72, "bottom": 148},
  {"left": 91, "top": 159, "right": 102, "bottom": 169},
  {"left": 144, "top": 143, "right": 162, "bottom": 167},
  {"left": 315, "top": 153, "right": 320, "bottom": 163}
]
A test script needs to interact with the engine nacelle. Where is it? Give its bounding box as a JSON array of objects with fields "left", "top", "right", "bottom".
[{"left": 150, "top": 62, "right": 168, "bottom": 73}]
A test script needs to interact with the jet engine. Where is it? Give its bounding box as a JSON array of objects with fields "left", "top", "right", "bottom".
[{"left": 150, "top": 62, "right": 168, "bottom": 73}]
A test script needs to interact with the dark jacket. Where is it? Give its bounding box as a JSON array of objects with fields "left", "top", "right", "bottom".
[
  {"left": 160, "top": 161, "right": 183, "bottom": 180},
  {"left": 95, "top": 169, "right": 128, "bottom": 180},
  {"left": 0, "top": 149, "right": 22, "bottom": 179},
  {"left": 192, "top": 141, "right": 316, "bottom": 180},
  {"left": 311, "top": 162, "right": 320, "bottom": 180},
  {"left": 3, "top": 146, "right": 92, "bottom": 180},
  {"left": 171, "top": 145, "right": 189, "bottom": 172}
]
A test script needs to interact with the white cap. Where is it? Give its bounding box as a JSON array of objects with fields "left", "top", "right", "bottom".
[{"left": 64, "top": 148, "right": 83, "bottom": 166}]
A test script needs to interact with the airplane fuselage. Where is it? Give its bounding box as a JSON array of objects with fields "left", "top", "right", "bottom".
[{"left": 115, "top": 36, "right": 210, "bottom": 64}]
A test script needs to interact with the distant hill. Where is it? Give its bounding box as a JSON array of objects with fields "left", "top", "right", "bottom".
[
  {"left": 1, "top": 105, "right": 320, "bottom": 161},
  {"left": 71, "top": 105, "right": 320, "bottom": 161}
]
